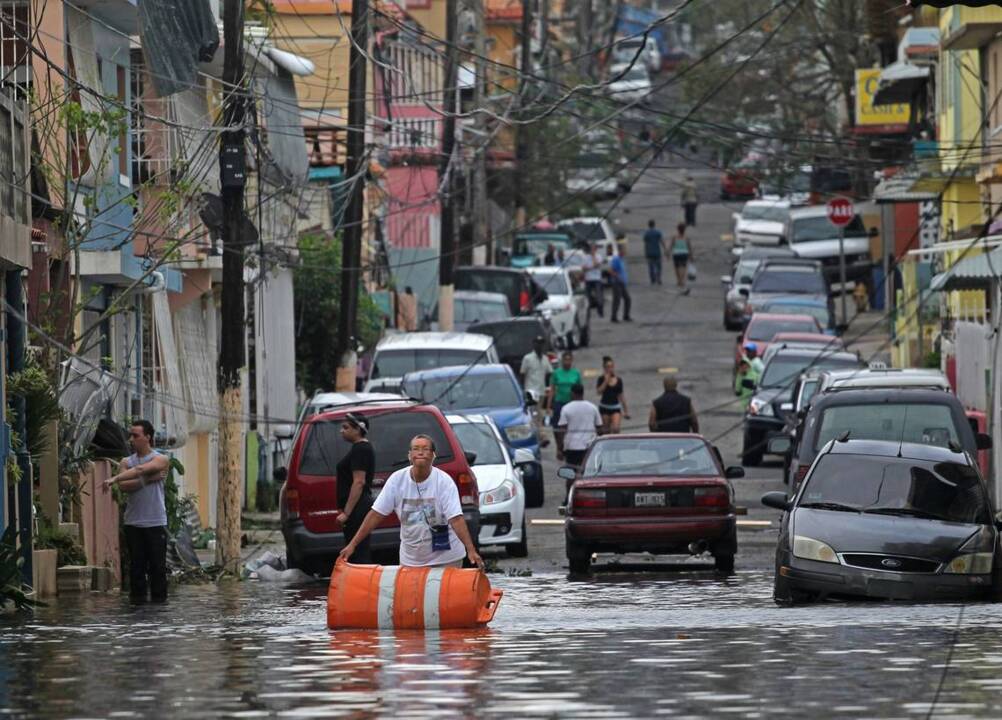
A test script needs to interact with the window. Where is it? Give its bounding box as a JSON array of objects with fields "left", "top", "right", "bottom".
[
  {"left": 759, "top": 354, "right": 858, "bottom": 389},
  {"left": 452, "top": 422, "right": 506, "bottom": 466},
  {"left": 751, "top": 268, "right": 827, "bottom": 294},
  {"left": 299, "top": 411, "right": 453, "bottom": 475},
  {"left": 403, "top": 372, "right": 521, "bottom": 411},
  {"left": 0, "top": 2, "right": 29, "bottom": 97},
  {"left": 372, "top": 348, "right": 489, "bottom": 379},
  {"left": 747, "top": 317, "right": 819, "bottom": 342},
  {"left": 815, "top": 403, "right": 961, "bottom": 451},
  {"left": 762, "top": 302, "right": 830, "bottom": 326},
  {"left": 791, "top": 215, "right": 867, "bottom": 242},
  {"left": 454, "top": 297, "right": 509, "bottom": 325},
  {"left": 742, "top": 204, "right": 788, "bottom": 222},
  {"left": 583, "top": 437, "right": 719, "bottom": 477}
]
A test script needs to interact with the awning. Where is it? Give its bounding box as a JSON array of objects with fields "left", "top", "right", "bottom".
[
  {"left": 942, "top": 21, "right": 1002, "bottom": 51},
  {"left": 873, "top": 61, "right": 929, "bottom": 107},
  {"left": 873, "top": 171, "right": 938, "bottom": 203},
  {"left": 908, "top": 166, "right": 978, "bottom": 194},
  {"left": 908, "top": 235, "right": 1002, "bottom": 257},
  {"left": 930, "top": 246, "right": 1002, "bottom": 292}
]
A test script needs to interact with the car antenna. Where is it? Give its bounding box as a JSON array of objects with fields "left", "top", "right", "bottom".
[{"left": 837, "top": 430, "right": 851, "bottom": 442}]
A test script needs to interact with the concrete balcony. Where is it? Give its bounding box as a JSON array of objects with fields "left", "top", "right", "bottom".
[{"left": 68, "top": 0, "right": 138, "bottom": 35}]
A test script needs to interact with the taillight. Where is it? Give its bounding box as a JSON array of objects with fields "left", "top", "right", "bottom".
[
  {"left": 519, "top": 290, "right": 530, "bottom": 312},
  {"left": 794, "top": 465, "right": 809, "bottom": 485},
  {"left": 547, "top": 352, "right": 558, "bottom": 366},
  {"left": 458, "top": 472, "right": 478, "bottom": 506},
  {"left": 694, "top": 487, "right": 729, "bottom": 508},
  {"left": 572, "top": 488, "right": 606, "bottom": 508},
  {"left": 284, "top": 487, "right": 300, "bottom": 520}
]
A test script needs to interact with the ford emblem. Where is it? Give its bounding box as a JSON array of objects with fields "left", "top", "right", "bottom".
[{"left": 881, "top": 558, "right": 902, "bottom": 569}]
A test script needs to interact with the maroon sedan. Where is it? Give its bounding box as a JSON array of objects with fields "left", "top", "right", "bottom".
[{"left": 559, "top": 434, "right": 743, "bottom": 574}]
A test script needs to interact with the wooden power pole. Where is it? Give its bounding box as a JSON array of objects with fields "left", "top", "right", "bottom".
[
  {"left": 335, "top": 0, "right": 369, "bottom": 389},
  {"left": 471, "top": 0, "right": 490, "bottom": 264},
  {"left": 217, "top": 0, "right": 247, "bottom": 573},
  {"left": 438, "top": 0, "right": 459, "bottom": 331},
  {"left": 513, "top": 0, "right": 532, "bottom": 229}
]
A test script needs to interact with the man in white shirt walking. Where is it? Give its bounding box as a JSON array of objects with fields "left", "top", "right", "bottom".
[
  {"left": 556, "top": 383, "right": 602, "bottom": 504},
  {"left": 339, "top": 434, "right": 484, "bottom": 569},
  {"left": 519, "top": 335, "right": 551, "bottom": 445},
  {"left": 582, "top": 243, "right": 606, "bottom": 318}
]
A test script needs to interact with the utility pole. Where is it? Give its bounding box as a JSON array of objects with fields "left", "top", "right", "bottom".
[
  {"left": 513, "top": 0, "right": 532, "bottom": 230},
  {"left": 335, "top": 0, "right": 369, "bottom": 388},
  {"left": 469, "top": 0, "right": 489, "bottom": 265},
  {"left": 217, "top": 0, "right": 247, "bottom": 573},
  {"left": 438, "top": 0, "right": 459, "bottom": 331}
]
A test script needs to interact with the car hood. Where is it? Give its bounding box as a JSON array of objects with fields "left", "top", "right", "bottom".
[
  {"left": 736, "top": 219, "right": 785, "bottom": 236},
  {"left": 472, "top": 463, "right": 514, "bottom": 493},
  {"left": 463, "top": 405, "right": 531, "bottom": 436},
  {"left": 792, "top": 508, "right": 982, "bottom": 563},
  {"left": 751, "top": 386, "right": 788, "bottom": 406}
]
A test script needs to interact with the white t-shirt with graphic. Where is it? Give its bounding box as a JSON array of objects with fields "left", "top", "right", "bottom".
[{"left": 372, "top": 466, "right": 467, "bottom": 567}]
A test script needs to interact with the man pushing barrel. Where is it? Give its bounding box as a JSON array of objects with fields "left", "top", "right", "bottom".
[{"left": 338, "top": 434, "right": 485, "bottom": 570}]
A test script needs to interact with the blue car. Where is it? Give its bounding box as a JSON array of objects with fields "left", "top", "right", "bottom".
[
  {"left": 760, "top": 295, "right": 837, "bottom": 335},
  {"left": 401, "top": 364, "right": 541, "bottom": 459}
]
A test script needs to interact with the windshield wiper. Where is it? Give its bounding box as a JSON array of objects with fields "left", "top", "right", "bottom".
[
  {"left": 798, "top": 502, "right": 861, "bottom": 513},
  {"left": 863, "top": 507, "right": 945, "bottom": 521}
]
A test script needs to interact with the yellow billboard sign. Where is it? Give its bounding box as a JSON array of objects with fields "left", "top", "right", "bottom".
[{"left": 855, "top": 68, "right": 910, "bottom": 128}]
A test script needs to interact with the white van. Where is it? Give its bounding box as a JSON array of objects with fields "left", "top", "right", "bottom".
[{"left": 364, "top": 332, "right": 500, "bottom": 393}]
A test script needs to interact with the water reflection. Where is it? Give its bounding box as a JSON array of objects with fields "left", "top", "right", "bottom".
[{"left": 2, "top": 572, "right": 1002, "bottom": 717}]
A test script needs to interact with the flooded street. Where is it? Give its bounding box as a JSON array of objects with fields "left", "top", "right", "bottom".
[{"left": 4, "top": 571, "right": 1002, "bottom": 718}]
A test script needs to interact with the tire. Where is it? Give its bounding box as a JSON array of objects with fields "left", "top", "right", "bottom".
[
  {"left": 508, "top": 519, "right": 529, "bottom": 558},
  {"left": 773, "top": 572, "right": 812, "bottom": 605},
  {"left": 579, "top": 321, "right": 591, "bottom": 347},
  {"left": 567, "top": 323, "right": 580, "bottom": 351},
  {"left": 742, "top": 432, "right": 764, "bottom": 467},
  {"left": 714, "top": 554, "right": 735, "bottom": 574},
  {"left": 724, "top": 314, "right": 741, "bottom": 331},
  {"left": 567, "top": 539, "right": 592, "bottom": 574}
]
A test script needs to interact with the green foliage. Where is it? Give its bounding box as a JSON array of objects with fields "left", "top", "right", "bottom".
[
  {"left": 0, "top": 525, "right": 37, "bottom": 612},
  {"left": 34, "top": 517, "right": 86, "bottom": 567},
  {"left": 165, "top": 457, "right": 186, "bottom": 536},
  {"left": 293, "top": 233, "right": 384, "bottom": 395},
  {"left": 6, "top": 361, "right": 62, "bottom": 460}
]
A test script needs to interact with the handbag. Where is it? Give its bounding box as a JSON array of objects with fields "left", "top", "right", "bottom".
[{"left": 687, "top": 262, "right": 698, "bottom": 281}]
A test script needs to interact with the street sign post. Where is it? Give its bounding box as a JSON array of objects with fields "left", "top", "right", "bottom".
[{"left": 827, "top": 197, "right": 854, "bottom": 328}]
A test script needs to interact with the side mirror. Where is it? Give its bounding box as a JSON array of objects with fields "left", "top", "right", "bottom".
[
  {"left": 557, "top": 466, "right": 577, "bottom": 481},
  {"left": 273, "top": 466, "right": 288, "bottom": 483},
  {"left": 464, "top": 451, "right": 478, "bottom": 466},
  {"left": 720, "top": 274, "right": 733, "bottom": 285},
  {"left": 835, "top": 323, "right": 848, "bottom": 335},
  {"left": 725, "top": 466, "right": 745, "bottom": 479},
  {"left": 767, "top": 436, "right": 792, "bottom": 455},
  {"left": 273, "top": 424, "right": 294, "bottom": 440},
  {"left": 777, "top": 235, "right": 786, "bottom": 245},
  {"left": 513, "top": 448, "right": 535, "bottom": 465},
  {"left": 738, "top": 288, "right": 750, "bottom": 297},
  {"left": 741, "top": 378, "right": 756, "bottom": 390},
  {"left": 977, "top": 432, "right": 993, "bottom": 450},
  {"left": 761, "top": 491, "right": 790, "bottom": 511}
]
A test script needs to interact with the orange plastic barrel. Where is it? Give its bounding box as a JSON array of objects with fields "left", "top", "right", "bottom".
[{"left": 327, "top": 560, "right": 503, "bottom": 630}]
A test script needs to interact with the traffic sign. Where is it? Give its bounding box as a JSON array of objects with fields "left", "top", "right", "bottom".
[{"left": 826, "top": 197, "right": 854, "bottom": 227}]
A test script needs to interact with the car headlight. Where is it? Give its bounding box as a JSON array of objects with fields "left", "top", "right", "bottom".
[
  {"left": 944, "top": 530, "right": 996, "bottom": 574},
  {"left": 793, "top": 535, "right": 839, "bottom": 564},
  {"left": 505, "top": 423, "right": 535, "bottom": 442},
  {"left": 481, "top": 479, "right": 517, "bottom": 506},
  {"left": 748, "top": 397, "right": 774, "bottom": 417}
]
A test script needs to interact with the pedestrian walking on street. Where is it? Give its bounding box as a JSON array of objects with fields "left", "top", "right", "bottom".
[
  {"left": 681, "top": 174, "right": 698, "bottom": 227},
  {"left": 547, "top": 350, "right": 583, "bottom": 453},
  {"left": 104, "top": 420, "right": 170, "bottom": 603},
  {"left": 597, "top": 356, "right": 630, "bottom": 434},
  {"left": 556, "top": 384, "right": 603, "bottom": 500},
  {"left": 582, "top": 243, "right": 606, "bottom": 317},
  {"left": 643, "top": 219, "right": 664, "bottom": 285},
  {"left": 338, "top": 434, "right": 485, "bottom": 570},
  {"left": 670, "top": 223, "right": 693, "bottom": 295},
  {"left": 609, "top": 242, "right": 632, "bottom": 322},
  {"left": 335, "top": 413, "right": 376, "bottom": 564},
  {"left": 520, "top": 336, "right": 551, "bottom": 445},
  {"left": 649, "top": 375, "right": 700, "bottom": 433}
]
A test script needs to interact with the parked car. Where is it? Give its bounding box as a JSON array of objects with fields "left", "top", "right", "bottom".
[
  {"left": 448, "top": 413, "right": 540, "bottom": 557},
  {"left": 742, "top": 346, "right": 862, "bottom": 466},
  {"left": 762, "top": 439, "right": 1000, "bottom": 603},
  {"left": 760, "top": 335, "right": 845, "bottom": 366},
  {"left": 278, "top": 400, "right": 480, "bottom": 575},
  {"left": 429, "top": 290, "right": 511, "bottom": 331},
  {"left": 732, "top": 199, "right": 790, "bottom": 247},
  {"left": 285, "top": 391, "right": 404, "bottom": 446},
  {"left": 735, "top": 313, "right": 825, "bottom": 372},
  {"left": 611, "top": 36, "right": 662, "bottom": 73},
  {"left": 606, "top": 62, "right": 652, "bottom": 104},
  {"left": 720, "top": 165, "right": 759, "bottom": 200},
  {"left": 759, "top": 296, "right": 836, "bottom": 334},
  {"left": 526, "top": 266, "right": 591, "bottom": 348},
  {"left": 782, "top": 205, "right": 876, "bottom": 289},
  {"left": 758, "top": 165, "right": 812, "bottom": 206},
  {"left": 468, "top": 316, "right": 557, "bottom": 376},
  {"left": 454, "top": 266, "right": 547, "bottom": 316},
  {"left": 556, "top": 216, "right": 618, "bottom": 257},
  {"left": 560, "top": 434, "right": 744, "bottom": 574},
  {"left": 506, "top": 230, "right": 576, "bottom": 268},
  {"left": 364, "top": 332, "right": 499, "bottom": 393},
  {"left": 774, "top": 387, "right": 992, "bottom": 487},
  {"left": 401, "top": 363, "right": 541, "bottom": 460},
  {"left": 720, "top": 246, "right": 796, "bottom": 330},
  {"left": 740, "top": 258, "right": 831, "bottom": 326}
]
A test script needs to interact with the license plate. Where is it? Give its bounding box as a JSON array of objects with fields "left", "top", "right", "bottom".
[{"left": 634, "top": 492, "right": 665, "bottom": 507}]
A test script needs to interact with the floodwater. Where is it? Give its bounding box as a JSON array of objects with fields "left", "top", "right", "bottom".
[{"left": 3, "top": 570, "right": 1002, "bottom": 718}]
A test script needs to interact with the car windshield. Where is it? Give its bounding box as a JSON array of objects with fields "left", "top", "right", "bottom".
[
  {"left": 815, "top": 403, "right": 961, "bottom": 451},
  {"left": 451, "top": 422, "right": 507, "bottom": 466},
  {"left": 299, "top": 412, "right": 453, "bottom": 475},
  {"left": 561, "top": 221, "right": 607, "bottom": 242},
  {"left": 455, "top": 298, "right": 509, "bottom": 325},
  {"left": 752, "top": 268, "right": 827, "bottom": 294},
  {"left": 760, "top": 354, "right": 859, "bottom": 389},
  {"left": 531, "top": 271, "right": 571, "bottom": 295},
  {"left": 800, "top": 454, "right": 990, "bottom": 524},
  {"left": 620, "top": 66, "right": 648, "bottom": 82},
  {"left": 455, "top": 271, "right": 520, "bottom": 301},
  {"left": 735, "top": 259, "right": 761, "bottom": 284},
  {"left": 469, "top": 321, "right": 544, "bottom": 358},
  {"left": 403, "top": 372, "right": 521, "bottom": 410},
  {"left": 792, "top": 215, "right": 867, "bottom": 242},
  {"left": 372, "top": 349, "right": 487, "bottom": 379},
  {"left": 747, "top": 317, "right": 819, "bottom": 341},
  {"left": 763, "top": 302, "right": 830, "bottom": 325},
  {"left": 514, "top": 236, "right": 572, "bottom": 256},
  {"left": 582, "top": 437, "right": 719, "bottom": 477},
  {"left": 742, "top": 205, "right": 788, "bottom": 222}
]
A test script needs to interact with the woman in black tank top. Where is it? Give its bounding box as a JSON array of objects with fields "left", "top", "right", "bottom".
[{"left": 596, "top": 356, "right": 629, "bottom": 434}]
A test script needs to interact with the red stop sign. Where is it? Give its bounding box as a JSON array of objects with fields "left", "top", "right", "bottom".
[{"left": 826, "top": 197, "right": 854, "bottom": 227}]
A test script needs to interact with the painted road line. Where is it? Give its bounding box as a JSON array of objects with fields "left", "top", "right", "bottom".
[
  {"left": 531, "top": 519, "right": 566, "bottom": 526},
  {"left": 582, "top": 368, "right": 601, "bottom": 378},
  {"left": 657, "top": 367, "right": 679, "bottom": 374},
  {"left": 532, "top": 518, "right": 773, "bottom": 528},
  {"left": 720, "top": 233, "right": 734, "bottom": 243}
]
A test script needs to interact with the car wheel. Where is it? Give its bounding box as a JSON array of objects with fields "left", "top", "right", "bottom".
[
  {"left": 742, "top": 432, "right": 764, "bottom": 467},
  {"left": 567, "top": 539, "right": 592, "bottom": 574},
  {"left": 567, "top": 324, "right": 580, "bottom": 350},
  {"left": 724, "top": 314, "right": 740, "bottom": 331},
  {"left": 714, "top": 554, "right": 735, "bottom": 574},
  {"left": 508, "top": 519, "right": 529, "bottom": 558},
  {"left": 773, "top": 572, "right": 812, "bottom": 605},
  {"left": 579, "top": 322, "right": 591, "bottom": 347},
  {"left": 720, "top": 191, "right": 730, "bottom": 201}
]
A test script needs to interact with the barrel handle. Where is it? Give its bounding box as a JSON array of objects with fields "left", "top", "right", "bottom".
[{"left": 476, "top": 588, "right": 503, "bottom": 624}]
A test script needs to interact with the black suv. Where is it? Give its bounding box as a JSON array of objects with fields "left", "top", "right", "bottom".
[
  {"left": 468, "top": 316, "right": 556, "bottom": 376},
  {"left": 454, "top": 266, "right": 547, "bottom": 316}
]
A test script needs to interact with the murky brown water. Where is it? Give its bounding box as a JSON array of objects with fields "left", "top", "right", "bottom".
[{"left": 3, "top": 571, "right": 1002, "bottom": 718}]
